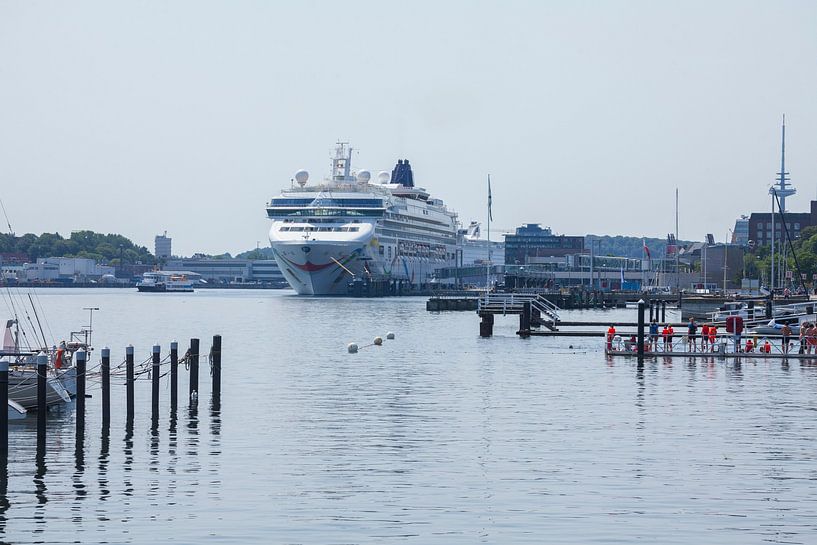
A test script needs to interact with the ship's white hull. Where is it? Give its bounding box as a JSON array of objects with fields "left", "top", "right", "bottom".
[
  {"left": 271, "top": 241, "right": 370, "bottom": 295},
  {"left": 271, "top": 239, "right": 454, "bottom": 295}
]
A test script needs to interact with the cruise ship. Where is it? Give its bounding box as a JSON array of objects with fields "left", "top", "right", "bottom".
[{"left": 266, "top": 143, "right": 459, "bottom": 295}]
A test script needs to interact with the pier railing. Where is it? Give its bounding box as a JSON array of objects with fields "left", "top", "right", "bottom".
[
  {"left": 607, "top": 332, "right": 814, "bottom": 358},
  {"left": 478, "top": 293, "right": 561, "bottom": 324}
]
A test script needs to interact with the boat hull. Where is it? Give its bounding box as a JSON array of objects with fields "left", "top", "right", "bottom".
[
  {"left": 137, "top": 285, "right": 194, "bottom": 293},
  {"left": 271, "top": 241, "right": 369, "bottom": 295},
  {"left": 8, "top": 370, "right": 72, "bottom": 410}
]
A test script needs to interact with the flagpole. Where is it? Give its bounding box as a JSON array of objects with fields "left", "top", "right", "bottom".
[{"left": 487, "top": 174, "right": 491, "bottom": 291}]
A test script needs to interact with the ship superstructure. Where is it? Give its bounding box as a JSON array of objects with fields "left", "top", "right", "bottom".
[{"left": 266, "top": 143, "right": 459, "bottom": 295}]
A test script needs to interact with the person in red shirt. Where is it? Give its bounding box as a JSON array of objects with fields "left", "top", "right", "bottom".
[
  {"left": 606, "top": 325, "right": 616, "bottom": 352},
  {"left": 701, "top": 323, "right": 710, "bottom": 351}
]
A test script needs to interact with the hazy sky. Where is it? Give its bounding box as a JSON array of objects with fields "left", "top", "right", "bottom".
[{"left": 1, "top": 0, "right": 816, "bottom": 256}]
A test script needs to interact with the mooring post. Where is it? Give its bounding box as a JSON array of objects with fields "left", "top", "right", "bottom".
[
  {"left": 189, "top": 338, "right": 200, "bottom": 403},
  {"left": 766, "top": 293, "right": 773, "bottom": 319},
  {"left": 101, "top": 347, "right": 110, "bottom": 430},
  {"left": 151, "top": 344, "right": 160, "bottom": 425},
  {"left": 36, "top": 352, "right": 47, "bottom": 450},
  {"left": 661, "top": 301, "right": 667, "bottom": 323},
  {"left": 479, "top": 313, "right": 494, "bottom": 338},
  {"left": 0, "top": 358, "right": 8, "bottom": 460},
  {"left": 125, "top": 345, "right": 135, "bottom": 424},
  {"left": 648, "top": 300, "right": 653, "bottom": 322},
  {"left": 212, "top": 335, "right": 222, "bottom": 400},
  {"left": 519, "top": 302, "right": 531, "bottom": 337},
  {"left": 747, "top": 300, "right": 755, "bottom": 321},
  {"left": 76, "top": 349, "right": 86, "bottom": 438},
  {"left": 170, "top": 341, "right": 178, "bottom": 412},
  {"left": 531, "top": 307, "right": 541, "bottom": 328},
  {"left": 637, "top": 299, "right": 646, "bottom": 363}
]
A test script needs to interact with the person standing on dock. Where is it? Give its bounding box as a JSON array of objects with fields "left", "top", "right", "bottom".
[
  {"left": 606, "top": 325, "right": 616, "bottom": 352},
  {"left": 649, "top": 319, "right": 659, "bottom": 351},
  {"left": 701, "top": 323, "right": 710, "bottom": 351},
  {"left": 781, "top": 323, "right": 792, "bottom": 354},
  {"left": 798, "top": 324, "right": 808, "bottom": 354},
  {"left": 687, "top": 318, "right": 698, "bottom": 352},
  {"left": 666, "top": 323, "right": 674, "bottom": 352},
  {"left": 708, "top": 324, "right": 717, "bottom": 351}
]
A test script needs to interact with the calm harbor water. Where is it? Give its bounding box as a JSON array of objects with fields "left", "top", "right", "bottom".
[{"left": 2, "top": 288, "right": 817, "bottom": 544}]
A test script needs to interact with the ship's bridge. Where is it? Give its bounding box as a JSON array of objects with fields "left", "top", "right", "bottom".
[{"left": 267, "top": 195, "right": 387, "bottom": 218}]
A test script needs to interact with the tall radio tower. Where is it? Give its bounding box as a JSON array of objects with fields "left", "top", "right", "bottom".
[{"left": 770, "top": 115, "right": 795, "bottom": 212}]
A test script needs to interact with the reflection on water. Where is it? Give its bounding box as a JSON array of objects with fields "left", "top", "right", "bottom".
[{"left": 0, "top": 291, "right": 816, "bottom": 543}]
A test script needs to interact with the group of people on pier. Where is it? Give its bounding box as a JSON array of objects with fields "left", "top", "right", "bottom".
[{"left": 606, "top": 316, "right": 817, "bottom": 356}]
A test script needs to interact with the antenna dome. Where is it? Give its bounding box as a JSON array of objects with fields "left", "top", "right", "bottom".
[
  {"left": 356, "top": 170, "right": 371, "bottom": 184},
  {"left": 294, "top": 169, "right": 309, "bottom": 186},
  {"left": 377, "top": 171, "right": 391, "bottom": 184}
]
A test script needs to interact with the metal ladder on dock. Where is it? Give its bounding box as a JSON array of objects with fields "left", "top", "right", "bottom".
[{"left": 477, "top": 293, "right": 562, "bottom": 331}]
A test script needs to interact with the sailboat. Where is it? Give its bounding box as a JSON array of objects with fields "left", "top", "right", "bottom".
[{"left": 2, "top": 319, "right": 72, "bottom": 410}]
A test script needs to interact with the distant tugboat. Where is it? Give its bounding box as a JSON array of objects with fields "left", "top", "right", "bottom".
[{"left": 137, "top": 271, "right": 194, "bottom": 293}]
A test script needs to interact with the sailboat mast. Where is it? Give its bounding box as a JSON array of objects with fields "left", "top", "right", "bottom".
[
  {"left": 486, "top": 175, "right": 491, "bottom": 290},
  {"left": 771, "top": 191, "right": 775, "bottom": 292},
  {"left": 675, "top": 188, "right": 680, "bottom": 295}
]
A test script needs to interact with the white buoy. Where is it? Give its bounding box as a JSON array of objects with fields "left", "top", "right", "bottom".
[
  {"left": 373, "top": 337, "right": 383, "bottom": 346},
  {"left": 386, "top": 332, "right": 395, "bottom": 340},
  {"left": 347, "top": 343, "right": 359, "bottom": 354}
]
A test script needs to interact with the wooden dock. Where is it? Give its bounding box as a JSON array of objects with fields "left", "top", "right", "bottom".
[{"left": 606, "top": 349, "right": 817, "bottom": 360}]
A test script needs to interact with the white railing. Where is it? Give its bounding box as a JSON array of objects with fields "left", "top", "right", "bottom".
[
  {"left": 607, "top": 333, "right": 811, "bottom": 356},
  {"left": 477, "top": 293, "right": 561, "bottom": 322}
]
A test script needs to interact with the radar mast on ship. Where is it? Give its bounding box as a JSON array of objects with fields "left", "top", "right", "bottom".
[{"left": 331, "top": 142, "right": 354, "bottom": 183}]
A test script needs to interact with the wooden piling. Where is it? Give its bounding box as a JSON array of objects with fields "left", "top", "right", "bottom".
[
  {"left": 637, "top": 300, "right": 646, "bottom": 363},
  {"left": 75, "top": 349, "right": 86, "bottom": 438},
  {"left": 125, "top": 345, "right": 135, "bottom": 424},
  {"left": 211, "top": 335, "right": 222, "bottom": 400},
  {"left": 170, "top": 341, "right": 178, "bottom": 412},
  {"left": 36, "top": 352, "right": 47, "bottom": 449},
  {"left": 151, "top": 344, "right": 160, "bottom": 425},
  {"left": 189, "top": 338, "right": 199, "bottom": 403},
  {"left": 0, "top": 359, "right": 7, "bottom": 459},
  {"left": 479, "top": 313, "right": 494, "bottom": 338},
  {"left": 101, "top": 347, "right": 110, "bottom": 430},
  {"left": 519, "top": 302, "right": 531, "bottom": 337},
  {"left": 661, "top": 301, "right": 667, "bottom": 322}
]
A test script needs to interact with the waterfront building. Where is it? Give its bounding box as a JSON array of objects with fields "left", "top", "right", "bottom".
[
  {"left": 163, "top": 257, "right": 287, "bottom": 287},
  {"left": 732, "top": 216, "right": 749, "bottom": 246},
  {"left": 745, "top": 201, "right": 817, "bottom": 247},
  {"left": 503, "top": 224, "right": 584, "bottom": 265},
  {"left": 23, "top": 257, "right": 114, "bottom": 283},
  {"left": 700, "top": 243, "right": 746, "bottom": 290},
  {"left": 155, "top": 231, "right": 172, "bottom": 259}
]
